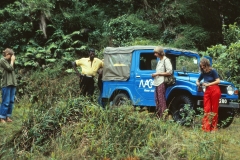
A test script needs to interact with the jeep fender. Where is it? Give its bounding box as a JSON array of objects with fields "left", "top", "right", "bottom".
[
  {"left": 108, "top": 87, "right": 133, "bottom": 102},
  {"left": 166, "top": 85, "right": 196, "bottom": 101}
]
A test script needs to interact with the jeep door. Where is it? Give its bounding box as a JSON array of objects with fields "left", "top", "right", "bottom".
[{"left": 134, "top": 50, "right": 157, "bottom": 106}]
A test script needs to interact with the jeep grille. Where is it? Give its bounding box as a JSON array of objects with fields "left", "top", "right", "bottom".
[{"left": 219, "top": 85, "right": 228, "bottom": 94}]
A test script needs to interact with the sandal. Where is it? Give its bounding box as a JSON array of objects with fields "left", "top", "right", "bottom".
[
  {"left": 0, "top": 119, "right": 6, "bottom": 123},
  {"left": 6, "top": 117, "right": 13, "bottom": 122}
]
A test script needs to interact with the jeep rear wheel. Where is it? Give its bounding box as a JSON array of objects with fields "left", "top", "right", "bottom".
[
  {"left": 170, "top": 95, "right": 195, "bottom": 125},
  {"left": 218, "top": 108, "right": 235, "bottom": 128},
  {"left": 112, "top": 93, "right": 130, "bottom": 107}
]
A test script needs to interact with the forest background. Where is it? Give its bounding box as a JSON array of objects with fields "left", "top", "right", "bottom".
[{"left": 0, "top": 0, "right": 240, "bottom": 159}]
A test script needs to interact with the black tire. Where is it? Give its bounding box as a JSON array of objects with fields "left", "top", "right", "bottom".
[
  {"left": 170, "top": 95, "right": 195, "bottom": 125},
  {"left": 218, "top": 108, "right": 235, "bottom": 128},
  {"left": 101, "top": 98, "right": 110, "bottom": 108},
  {"left": 112, "top": 93, "right": 130, "bottom": 107}
]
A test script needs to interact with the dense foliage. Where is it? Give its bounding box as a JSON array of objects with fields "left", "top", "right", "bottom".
[
  {"left": 1, "top": 0, "right": 240, "bottom": 68},
  {"left": 205, "top": 23, "right": 240, "bottom": 89},
  {"left": 1, "top": 0, "right": 240, "bottom": 85}
]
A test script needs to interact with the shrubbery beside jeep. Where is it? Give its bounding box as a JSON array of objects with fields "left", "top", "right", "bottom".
[{"left": 100, "top": 46, "right": 239, "bottom": 128}]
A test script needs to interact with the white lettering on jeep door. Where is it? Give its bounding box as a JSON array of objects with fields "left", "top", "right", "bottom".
[
  {"left": 139, "top": 79, "right": 153, "bottom": 88},
  {"left": 139, "top": 79, "right": 154, "bottom": 92}
]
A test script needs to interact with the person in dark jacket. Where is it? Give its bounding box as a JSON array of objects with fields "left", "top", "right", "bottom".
[{"left": 0, "top": 48, "right": 17, "bottom": 123}]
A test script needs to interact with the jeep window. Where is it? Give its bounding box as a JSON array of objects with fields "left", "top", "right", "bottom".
[
  {"left": 139, "top": 53, "right": 157, "bottom": 70},
  {"left": 102, "top": 52, "right": 132, "bottom": 81},
  {"left": 110, "top": 54, "right": 131, "bottom": 66},
  {"left": 176, "top": 56, "right": 199, "bottom": 72}
]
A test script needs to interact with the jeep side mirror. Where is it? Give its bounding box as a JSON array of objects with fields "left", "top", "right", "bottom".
[
  {"left": 151, "top": 59, "right": 157, "bottom": 70},
  {"left": 182, "top": 66, "right": 186, "bottom": 73}
]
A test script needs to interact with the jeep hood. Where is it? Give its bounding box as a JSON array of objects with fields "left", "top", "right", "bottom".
[{"left": 185, "top": 75, "right": 234, "bottom": 86}]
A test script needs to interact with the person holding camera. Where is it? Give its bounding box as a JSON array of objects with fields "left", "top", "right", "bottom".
[
  {"left": 196, "top": 58, "right": 221, "bottom": 132},
  {"left": 0, "top": 48, "right": 17, "bottom": 123}
]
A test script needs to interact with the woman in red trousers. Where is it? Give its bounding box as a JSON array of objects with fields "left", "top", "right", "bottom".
[{"left": 196, "top": 58, "right": 221, "bottom": 132}]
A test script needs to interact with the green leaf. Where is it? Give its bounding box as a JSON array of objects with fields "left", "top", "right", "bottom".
[
  {"left": 36, "top": 53, "right": 42, "bottom": 59},
  {"left": 45, "top": 59, "right": 56, "bottom": 63},
  {"left": 65, "top": 69, "right": 74, "bottom": 73},
  {"left": 75, "top": 46, "right": 87, "bottom": 51},
  {"left": 65, "top": 47, "right": 74, "bottom": 51},
  {"left": 70, "top": 31, "right": 81, "bottom": 36},
  {"left": 24, "top": 61, "right": 38, "bottom": 67},
  {"left": 25, "top": 52, "right": 34, "bottom": 57},
  {"left": 47, "top": 43, "right": 58, "bottom": 50}
]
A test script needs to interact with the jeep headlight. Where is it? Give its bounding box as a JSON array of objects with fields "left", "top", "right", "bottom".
[{"left": 227, "top": 85, "right": 234, "bottom": 95}]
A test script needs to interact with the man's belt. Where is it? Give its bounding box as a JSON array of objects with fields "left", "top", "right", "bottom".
[{"left": 81, "top": 74, "right": 94, "bottom": 78}]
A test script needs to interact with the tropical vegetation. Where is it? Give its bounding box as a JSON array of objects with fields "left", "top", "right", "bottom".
[{"left": 0, "top": 0, "right": 240, "bottom": 159}]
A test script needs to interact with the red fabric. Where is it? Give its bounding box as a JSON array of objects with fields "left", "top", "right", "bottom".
[
  {"left": 155, "top": 83, "right": 167, "bottom": 118},
  {"left": 202, "top": 85, "right": 221, "bottom": 132}
]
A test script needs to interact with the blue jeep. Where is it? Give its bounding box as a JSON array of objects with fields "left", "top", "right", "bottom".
[{"left": 101, "top": 46, "right": 239, "bottom": 127}]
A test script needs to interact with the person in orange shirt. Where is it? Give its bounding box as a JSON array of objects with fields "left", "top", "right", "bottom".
[{"left": 72, "top": 49, "right": 104, "bottom": 96}]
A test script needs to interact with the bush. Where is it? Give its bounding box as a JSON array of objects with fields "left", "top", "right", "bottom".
[
  {"left": 205, "top": 23, "right": 240, "bottom": 89},
  {"left": 103, "top": 14, "right": 159, "bottom": 46}
]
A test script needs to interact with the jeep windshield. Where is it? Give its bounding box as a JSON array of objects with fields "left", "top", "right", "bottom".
[{"left": 175, "top": 55, "right": 199, "bottom": 73}]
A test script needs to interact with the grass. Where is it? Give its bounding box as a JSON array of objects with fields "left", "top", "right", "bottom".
[
  {"left": 218, "top": 116, "right": 240, "bottom": 160},
  {"left": 0, "top": 101, "right": 29, "bottom": 159},
  {"left": 0, "top": 101, "right": 240, "bottom": 159}
]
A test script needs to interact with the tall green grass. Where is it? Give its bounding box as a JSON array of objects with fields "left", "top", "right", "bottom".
[{"left": 1, "top": 100, "right": 240, "bottom": 159}]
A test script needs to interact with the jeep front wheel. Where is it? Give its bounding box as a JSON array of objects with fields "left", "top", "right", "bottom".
[
  {"left": 112, "top": 93, "right": 130, "bottom": 107},
  {"left": 218, "top": 108, "right": 235, "bottom": 128},
  {"left": 170, "top": 95, "right": 195, "bottom": 125}
]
